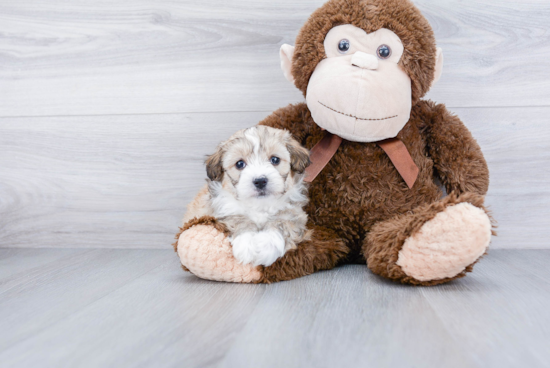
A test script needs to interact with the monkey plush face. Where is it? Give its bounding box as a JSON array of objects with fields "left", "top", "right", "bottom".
[
  {"left": 279, "top": 0, "right": 444, "bottom": 143},
  {"left": 306, "top": 24, "right": 411, "bottom": 142}
]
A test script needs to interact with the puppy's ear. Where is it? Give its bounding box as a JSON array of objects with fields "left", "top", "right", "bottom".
[
  {"left": 205, "top": 146, "right": 225, "bottom": 181},
  {"left": 287, "top": 139, "right": 310, "bottom": 174}
]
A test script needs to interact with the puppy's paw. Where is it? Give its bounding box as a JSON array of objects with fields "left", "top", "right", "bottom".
[
  {"left": 231, "top": 230, "right": 286, "bottom": 267},
  {"left": 252, "top": 230, "right": 286, "bottom": 266},
  {"left": 231, "top": 232, "right": 257, "bottom": 266}
]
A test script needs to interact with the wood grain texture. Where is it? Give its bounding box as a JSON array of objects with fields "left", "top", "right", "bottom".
[
  {"left": 0, "top": 2, "right": 547, "bottom": 366},
  {"left": 0, "top": 249, "right": 171, "bottom": 352},
  {"left": 0, "top": 0, "right": 549, "bottom": 117},
  {"left": 0, "top": 248, "right": 83, "bottom": 281},
  {"left": 0, "top": 249, "right": 266, "bottom": 368},
  {"left": 0, "top": 112, "right": 267, "bottom": 248},
  {"left": 1, "top": 106, "right": 548, "bottom": 249},
  {"left": 0, "top": 0, "right": 548, "bottom": 249},
  {"left": 219, "top": 266, "right": 479, "bottom": 368},
  {"left": 0, "top": 249, "right": 549, "bottom": 368},
  {"left": 420, "top": 250, "right": 550, "bottom": 367},
  {"left": 457, "top": 106, "right": 550, "bottom": 248}
]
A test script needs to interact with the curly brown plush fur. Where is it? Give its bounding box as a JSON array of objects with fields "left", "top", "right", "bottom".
[
  {"left": 364, "top": 192, "right": 494, "bottom": 286},
  {"left": 258, "top": 224, "right": 350, "bottom": 283},
  {"left": 257, "top": 100, "right": 490, "bottom": 285},
  {"left": 292, "top": 0, "right": 437, "bottom": 104},
  {"left": 177, "top": 0, "right": 492, "bottom": 286}
]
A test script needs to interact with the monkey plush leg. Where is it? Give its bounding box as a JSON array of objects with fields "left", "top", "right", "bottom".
[
  {"left": 176, "top": 218, "right": 349, "bottom": 283},
  {"left": 259, "top": 225, "right": 349, "bottom": 283},
  {"left": 363, "top": 193, "right": 493, "bottom": 286}
]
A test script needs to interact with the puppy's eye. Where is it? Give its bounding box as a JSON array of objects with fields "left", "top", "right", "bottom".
[
  {"left": 376, "top": 44, "right": 392, "bottom": 59},
  {"left": 270, "top": 156, "right": 280, "bottom": 165},
  {"left": 338, "top": 39, "right": 350, "bottom": 54},
  {"left": 235, "top": 160, "right": 246, "bottom": 170}
]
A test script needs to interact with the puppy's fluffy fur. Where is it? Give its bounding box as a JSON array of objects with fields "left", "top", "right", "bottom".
[{"left": 183, "top": 126, "right": 311, "bottom": 266}]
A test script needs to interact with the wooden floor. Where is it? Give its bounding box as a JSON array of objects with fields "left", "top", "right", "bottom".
[{"left": 0, "top": 248, "right": 549, "bottom": 368}]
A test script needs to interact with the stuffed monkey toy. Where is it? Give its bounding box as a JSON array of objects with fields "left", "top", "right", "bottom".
[{"left": 175, "top": 0, "right": 493, "bottom": 286}]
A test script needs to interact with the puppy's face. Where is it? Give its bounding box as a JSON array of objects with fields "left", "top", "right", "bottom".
[{"left": 206, "top": 126, "right": 309, "bottom": 200}]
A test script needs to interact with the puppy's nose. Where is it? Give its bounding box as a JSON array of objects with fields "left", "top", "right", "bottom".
[{"left": 253, "top": 177, "right": 268, "bottom": 190}]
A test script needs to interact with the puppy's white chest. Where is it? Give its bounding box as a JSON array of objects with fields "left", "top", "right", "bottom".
[{"left": 248, "top": 209, "right": 271, "bottom": 227}]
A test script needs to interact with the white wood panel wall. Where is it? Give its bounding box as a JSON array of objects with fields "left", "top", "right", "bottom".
[{"left": 1, "top": 0, "right": 549, "bottom": 249}]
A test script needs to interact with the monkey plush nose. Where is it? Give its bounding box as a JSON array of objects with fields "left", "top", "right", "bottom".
[
  {"left": 253, "top": 177, "right": 268, "bottom": 189},
  {"left": 351, "top": 51, "right": 379, "bottom": 70}
]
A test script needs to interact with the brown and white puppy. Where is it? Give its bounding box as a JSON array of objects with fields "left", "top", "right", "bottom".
[{"left": 183, "top": 126, "right": 311, "bottom": 266}]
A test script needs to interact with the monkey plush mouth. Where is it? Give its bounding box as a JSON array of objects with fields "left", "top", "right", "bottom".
[{"left": 318, "top": 101, "right": 398, "bottom": 121}]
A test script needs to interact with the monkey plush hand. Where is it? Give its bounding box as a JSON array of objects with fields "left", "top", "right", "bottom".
[{"left": 175, "top": 0, "right": 493, "bottom": 285}]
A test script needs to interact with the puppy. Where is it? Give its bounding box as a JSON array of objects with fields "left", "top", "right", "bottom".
[{"left": 183, "top": 126, "right": 311, "bottom": 267}]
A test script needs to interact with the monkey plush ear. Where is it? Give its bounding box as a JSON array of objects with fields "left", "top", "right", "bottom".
[
  {"left": 280, "top": 44, "right": 295, "bottom": 84},
  {"left": 287, "top": 140, "right": 311, "bottom": 174},
  {"left": 205, "top": 147, "right": 225, "bottom": 181},
  {"left": 432, "top": 47, "right": 444, "bottom": 86}
]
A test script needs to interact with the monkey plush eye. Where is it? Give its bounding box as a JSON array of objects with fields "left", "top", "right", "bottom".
[
  {"left": 376, "top": 44, "right": 392, "bottom": 59},
  {"left": 235, "top": 160, "right": 246, "bottom": 170},
  {"left": 338, "top": 39, "right": 350, "bottom": 54},
  {"left": 270, "top": 156, "right": 281, "bottom": 165}
]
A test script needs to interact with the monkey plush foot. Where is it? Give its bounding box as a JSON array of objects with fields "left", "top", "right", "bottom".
[
  {"left": 176, "top": 219, "right": 262, "bottom": 283},
  {"left": 396, "top": 202, "right": 492, "bottom": 282},
  {"left": 365, "top": 193, "right": 493, "bottom": 285}
]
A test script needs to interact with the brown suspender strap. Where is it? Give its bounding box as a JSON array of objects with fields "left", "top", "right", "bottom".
[
  {"left": 377, "top": 137, "right": 419, "bottom": 189},
  {"left": 303, "top": 132, "right": 419, "bottom": 189},
  {"left": 304, "top": 132, "right": 342, "bottom": 183}
]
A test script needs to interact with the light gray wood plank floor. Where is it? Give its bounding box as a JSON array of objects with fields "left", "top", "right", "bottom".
[{"left": 1, "top": 248, "right": 549, "bottom": 368}]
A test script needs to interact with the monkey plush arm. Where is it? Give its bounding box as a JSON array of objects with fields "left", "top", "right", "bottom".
[
  {"left": 425, "top": 102, "right": 489, "bottom": 196},
  {"left": 257, "top": 103, "right": 312, "bottom": 143}
]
